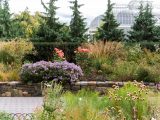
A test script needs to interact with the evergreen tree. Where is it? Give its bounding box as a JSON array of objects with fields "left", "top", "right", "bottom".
[
  {"left": 0, "top": 0, "right": 12, "bottom": 38},
  {"left": 69, "top": 0, "right": 88, "bottom": 43},
  {"left": 96, "top": 0, "right": 124, "bottom": 42},
  {"left": 37, "top": 0, "right": 63, "bottom": 41},
  {"left": 0, "top": 0, "right": 3, "bottom": 36},
  {"left": 128, "top": 4, "right": 157, "bottom": 42}
]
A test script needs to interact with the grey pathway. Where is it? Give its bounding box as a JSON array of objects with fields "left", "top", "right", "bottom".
[{"left": 0, "top": 97, "right": 43, "bottom": 113}]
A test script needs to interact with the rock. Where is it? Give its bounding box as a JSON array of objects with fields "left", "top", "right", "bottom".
[
  {"left": 18, "top": 90, "right": 23, "bottom": 96},
  {"left": 8, "top": 81, "right": 21, "bottom": 86},
  {"left": 22, "top": 91, "right": 28, "bottom": 96},
  {"left": 157, "top": 83, "right": 160, "bottom": 90},
  {"left": 5, "top": 92, "right": 11, "bottom": 97},
  {"left": 1, "top": 93, "right": 6, "bottom": 97}
]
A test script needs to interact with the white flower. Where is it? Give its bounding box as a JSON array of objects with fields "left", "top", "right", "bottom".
[
  {"left": 151, "top": 117, "right": 156, "bottom": 120},
  {"left": 79, "top": 97, "right": 82, "bottom": 101}
]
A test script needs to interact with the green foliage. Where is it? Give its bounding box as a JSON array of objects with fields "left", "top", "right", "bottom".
[
  {"left": 0, "top": 0, "right": 12, "bottom": 38},
  {"left": 0, "top": 40, "right": 34, "bottom": 81},
  {"left": 78, "top": 41, "right": 160, "bottom": 82},
  {"left": 75, "top": 51, "right": 92, "bottom": 74},
  {"left": 34, "top": 82, "right": 155, "bottom": 120},
  {"left": 126, "top": 44, "right": 144, "bottom": 62},
  {"left": 12, "top": 10, "right": 42, "bottom": 38},
  {"left": 34, "top": 84, "right": 64, "bottom": 120},
  {"left": 69, "top": 0, "right": 88, "bottom": 43},
  {"left": 128, "top": 4, "right": 157, "bottom": 42},
  {"left": 0, "top": 112, "right": 12, "bottom": 120},
  {"left": 108, "top": 82, "right": 150, "bottom": 120},
  {"left": 96, "top": 0, "right": 124, "bottom": 41},
  {"left": 112, "top": 61, "right": 139, "bottom": 81},
  {"left": 28, "top": 42, "right": 79, "bottom": 62},
  {"left": 37, "top": 0, "right": 63, "bottom": 42}
]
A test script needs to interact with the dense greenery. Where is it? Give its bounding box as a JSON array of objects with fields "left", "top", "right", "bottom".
[
  {"left": 0, "top": 0, "right": 12, "bottom": 38},
  {"left": 37, "top": 0, "right": 64, "bottom": 42},
  {"left": 96, "top": 0, "right": 124, "bottom": 41},
  {"left": 34, "top": 83, "right": 159, "bottom": 120},
  {"left": 76, "top": 41, "right": 160, "bottom": 82},
  {"left": 0, "top": 0, "right": 159, "bottom": 42},
  {"left": 128, "top": 4, "right": 157, "bottom": 42},
  {"left": 69, "top": 0, "right": 88, "bottom": 43}
]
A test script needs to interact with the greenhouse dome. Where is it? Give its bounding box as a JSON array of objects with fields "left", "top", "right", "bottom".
[{"left": 89, "top": 0, "right": 160, "bottom": 37}]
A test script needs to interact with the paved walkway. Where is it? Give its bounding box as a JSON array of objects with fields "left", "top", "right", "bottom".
[{"left": 0, "top": 97, "right": 43, "bottom": 113}]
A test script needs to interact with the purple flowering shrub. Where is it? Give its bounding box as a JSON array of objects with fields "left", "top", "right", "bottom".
[{"left": 20, "top": 61, "right": 83, "bottom": 84}]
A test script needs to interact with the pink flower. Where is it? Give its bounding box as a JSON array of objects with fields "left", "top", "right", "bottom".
[
  {"left": 77, "top": 47, "right": 90, "bottom": 53},
  {"left": 54, "top": 48, "right": 65, "bottom": 59}
]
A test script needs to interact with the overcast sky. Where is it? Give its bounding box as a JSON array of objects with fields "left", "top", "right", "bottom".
[{"left": 9, "top": 0, "right": 160, "bottom": 25}]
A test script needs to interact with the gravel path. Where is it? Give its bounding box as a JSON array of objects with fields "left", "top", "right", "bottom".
[{"left": 0, "top": 97, "right": 43, "bottom": 113}]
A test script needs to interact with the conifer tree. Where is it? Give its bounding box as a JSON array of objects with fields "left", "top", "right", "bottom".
[
  {"left": 96, "top": 0, "right": 124, "bottom": 42},
  {"left": 69, "top": 0, "right": 88, "bottom": 43},
  {"left": 128, "top": 4, "right": 157, "bottom": 42},
  {"left": 37, "top": 0, "right": 63, "bottom": 41},
  {"left": 0, "top": 0, "right": 12, "bottom": 37}
]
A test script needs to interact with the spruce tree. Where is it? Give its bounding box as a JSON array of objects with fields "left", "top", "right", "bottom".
[
  {"left": 128, "top": 4, "right": 157, "bottom": 42},
  {"left": 37, "top": 0, "right": 62, "bottom": 41},
  {"left": 0, "top": 0, "right": 12, "bottom": 38},
  {"left": 69, "top": 0, "right": 88, "bottom": 43},
  {"left": 96, "top": 0, "right": 124, "bottom": 42}
]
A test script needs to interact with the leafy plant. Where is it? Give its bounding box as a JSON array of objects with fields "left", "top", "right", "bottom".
[
  {"left": 34, "top": 84, "right": 64, "bottom": 120},
  {"left": 0, "top": 112, "right": 12, "bottom": 120},
  {"left": 20, "top": 61, "right": 83, "bottom": 83}
]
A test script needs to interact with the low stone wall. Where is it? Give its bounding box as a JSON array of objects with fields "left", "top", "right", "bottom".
[
  {"left": 0, "top": 81, "right": 42, "bottom": 97},
  {"left": 71, "top": 81, "right": 160, "bottom": 93},
  {"left": 0, "top": 81, "right": 159, "bottom": 97}
]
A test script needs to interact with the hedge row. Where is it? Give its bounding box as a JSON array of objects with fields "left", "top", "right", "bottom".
[{"left": 24, "top": 42, "right": 80, "bottom": 63}]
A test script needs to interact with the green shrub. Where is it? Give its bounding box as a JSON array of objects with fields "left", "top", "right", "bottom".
[
  {"left": 0, "top": 50, "right": 15, "bottom": 64},
  {"left": 111, "top": 61, "right": 139, "bottom": 81},
  {"left": 34, "top": 84, "right": 64, "bottom": 120},
  {"left": 136, "top": 67, "right": 160, "bottom": 82},
  {"left": 0, "top": 112, "right": 12, "bottom": 120},
  {"left": 30, "top": 42, "right": 79, "bottom": 62},
  {"left": 126, "top": 44, "right": 144, "bottom": 62}
]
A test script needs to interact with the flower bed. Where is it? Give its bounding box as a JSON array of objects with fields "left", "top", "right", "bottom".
[{"left": 20, "top": 61, "right": 83, "bottom": 84}]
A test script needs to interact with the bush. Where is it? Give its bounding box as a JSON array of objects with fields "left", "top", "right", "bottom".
[
  {"left": 29, "top": 42, "right": 79, "bottom": 63},
  {"left": 34, "top": 84, "right": 64, "bottom": 120},
  {"left": 20, "top": 61, "right": 83, "bottom": 83},
  {"left": 0, "top": 112, "right": 12, "bottom": 120},
  {"left": 136, "top": 67, "right": 160, "bottom": 82},
  {"left": 111, "top": 61, "right": 139, "bottom": 81}
]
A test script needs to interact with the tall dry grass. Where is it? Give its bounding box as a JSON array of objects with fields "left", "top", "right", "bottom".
[
  {"left": 83, "top": 41, "right": 125, "bottom": 60},
  {"left": 0, "top": 39, "right": 34, "bottom": 81}
]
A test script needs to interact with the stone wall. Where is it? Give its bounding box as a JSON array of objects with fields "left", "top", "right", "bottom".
[
  {"left": 0, "top": 82, "right": 42, "bottom": 97},
  {"left": 0, "top": 81, "right": 159, "bottom": 97}
]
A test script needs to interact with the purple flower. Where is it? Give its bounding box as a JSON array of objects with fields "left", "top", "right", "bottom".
[{"left": 20, "top": 60, "right": 83, "bottom": 83}]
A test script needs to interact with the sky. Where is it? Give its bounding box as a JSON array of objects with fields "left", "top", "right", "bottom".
[{"left": 9, "top": 0, "right": 160, "bottom": 26}]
